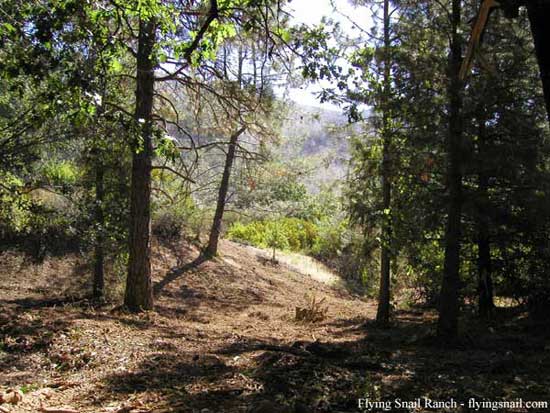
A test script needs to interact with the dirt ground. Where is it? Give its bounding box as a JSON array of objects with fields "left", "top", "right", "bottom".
[{"left": 1, "top": 239, "right": 549, "bottom": 413}]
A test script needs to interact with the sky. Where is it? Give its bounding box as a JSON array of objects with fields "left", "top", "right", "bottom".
[{"left": 286, "top": 0, "right": 373, "bottom": 110}]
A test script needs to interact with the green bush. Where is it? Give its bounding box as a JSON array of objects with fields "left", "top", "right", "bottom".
[
  {"left": 227, "top": 216, "right": 375, "bottom": 294},
  {"left": 278, "top": 217, "right": 317, "bottom": 250},
  {"left": 26, "top": 207, "right": 80, "bottom": 258},
  {"left": 0, "top": 172, "right": 32, "bottom": 237},
  {"left": 152, "top": 211, "right": 184, "bottom": 241},
  {"left": 41, "top": 160, "right": 80, "bottom": 188},
  {"left": 403, "top": 237, "right": 445, "bottom": 305},
  {"left": 151, "top": 168, "right": 211, "bottom": 242},
  {"left": 310, "top": 217, "right": 348, "bottom": 259},
  {"left": 265, "top": 221, "right": 289, "bottom": 260},
  {"left": 226, "top": 217, "right": 318, "bottom": 252},
  {"left": 226, "top": 220, "right": 268, "bottom": 247}
]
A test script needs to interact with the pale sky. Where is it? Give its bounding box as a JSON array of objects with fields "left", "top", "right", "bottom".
[{"left": 287, "top": 0, "right": 372, "bottom": 110}]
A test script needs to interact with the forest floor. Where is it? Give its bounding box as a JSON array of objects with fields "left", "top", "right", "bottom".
[{"left": 0, "top": 239, "right": 549, "bottom": 413}]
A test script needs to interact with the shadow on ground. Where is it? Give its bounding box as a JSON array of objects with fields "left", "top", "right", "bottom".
[
  {"left": 0, "top": 297, "right": 82, "bottom": 385},
  {"left": 154, "top": 255, "right": 208, "bottom": 296},
  {"left": 97, "top": 308, "right": 550, "bottom": 413}
]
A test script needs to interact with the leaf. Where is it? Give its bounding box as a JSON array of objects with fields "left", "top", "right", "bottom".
[
  {"left": 2, "top": 22, "right": 16, "bottom": 34},
  {"left": 110, "top": 59, "right": 123, "bottom": 73}
]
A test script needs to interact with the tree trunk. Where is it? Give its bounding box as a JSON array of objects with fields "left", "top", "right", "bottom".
[
  {"left": 477, "top": 209, "right": 494, "bottom": 317},
  {"left": 526, "top": 0, "right": 550, "bottom": 125},
  {"left": 376, "top": 0, "right": 392, "bottom": 326},
  {"left": 124, "top": 18, "right": 156, "bottom": 312},
  {"left": 204, "top": 126, "right": 246, "bottom": 258},
  {"left": 437, "top": 0, "right": 463, "bottom": 341},
  {"left": 93, "top": 157, "right": 105, "bottom": 300},
  {"left": 476, "top": 114, "right": 494, "bottom": 318}
]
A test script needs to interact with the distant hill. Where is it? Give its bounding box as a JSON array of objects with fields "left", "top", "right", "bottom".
[{"left": 279, "top": 103, "right": 353, "bottom": 192}]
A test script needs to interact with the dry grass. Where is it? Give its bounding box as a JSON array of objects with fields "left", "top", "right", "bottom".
[
  {"left": 295, "top": 294, "right": 328, "bottom": 323},
  {"left": 234, "top": 242, "right": 340, "bottom": 286}
]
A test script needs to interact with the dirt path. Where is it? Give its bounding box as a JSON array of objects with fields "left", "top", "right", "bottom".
[
  {"left": 229, "top": 241, "right": 340, "bottom": 286},
  {"left": 1, "top": 240, "right": 549, "bottom": 413}
]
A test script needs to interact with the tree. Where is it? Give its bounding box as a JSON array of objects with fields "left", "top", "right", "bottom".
[
  {"left": 336, "top": 0, "right": 399, "bottom": 324},
  {"left": 124, "top": 14, "right": 158, "bottom": 311},
  {"left": 376, "top": 0, "right": 394, "bottom": 326},
  {"left": 526, "top": 0, "right": 550, "bottom": 123},
  {"left": 121, "top": 0, "right": 293, "bottom": 309},
  {"left": 265, "top": 220, "right": 289, "bottom": 262},
  {"left": 437, "top": 0, "right": 464, "bottom": 341},
  {"left": 204, "top": 125, "right": 246, "bottom": 257},
  {"left": 461, "top": 0, "right": 550, "bottom": 125},
  {"left": 122, "top": 0, "right": 229, "bottom": 310},
  {"left": 457, "top": 0, "right": 550, "bottom": 320},
  {"left": 202, "top": 34, "right": 282, "bottom": 258}
]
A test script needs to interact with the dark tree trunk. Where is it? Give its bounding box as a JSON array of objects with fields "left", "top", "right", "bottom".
[
  {"left": 93, "top": 158, "right": 105, "bottom": 300},
  {"left": 124, "top": 18, "right": 156, "bottom": 312},
  {"left": 437, "top": 0, "right": 464, "bottom": 341},
  {"left": 476, "top": 114, "right": 494, "bottom": 318},
  {"left": 526, "top": 0, "right": 550, "bottom": 126},
  {"left": 376, "top": 0, "right": 392, "bottom": 326},
  {"left": 204, "top": 126, "right": 246, "bottom": 258},
  {"left": 477, "top": 209, "right": 494, "bottom": 317}
]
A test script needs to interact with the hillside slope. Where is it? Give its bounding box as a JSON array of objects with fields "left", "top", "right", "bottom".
[
  {"left": 0, "top": 240, "right": 374, "bottom": 412},
  {"left": 1, "top": 240, "right": 549, "bottom": 413}
]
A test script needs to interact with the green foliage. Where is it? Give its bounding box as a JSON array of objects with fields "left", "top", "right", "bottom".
[
  {"left": 235, "top": 163, "right": 310, "bottom": 213},
  {"left": 235, "top": 158, "right": 341, "bottom": 223},
  {"left": 41, "top": 160, "right": 80, "bottom": 188},
  {"left": 19, "top": 384, "right": 39, "bottom": 394},
  {"left": 154, "top": 133, "right": 179, "bottom": 161},
  {"left": 310, "top": 216, "right": 348, "bottom": 259},
  {"left": 278, "top": 218, "right": 317, "bottom": 251},
  {"left": 264, "top": 221, "right": 289, "bottom": 259},
  {"left": 152, "top": 196, "right": 197, "bottom": 242},
  {"left": 151, "top": 167, "right": 202, "bottom": 241},
  {"left": 227, "top": 217, "right": 318, "bottom": 252},
  {"left": 0, "top": 172, "right": 32, "bottom": 236},
  {"left": 403, "top": 236, "right": 445, "bottom": 305},
  {"left": 311, "top": 217, "right": 375, "bottom": 292},
  {"left": 226, "top": 221, "right": 268, "bottom": 247},
  {"left": 22, "top": 203, "right": 80, "bottom": 259}
]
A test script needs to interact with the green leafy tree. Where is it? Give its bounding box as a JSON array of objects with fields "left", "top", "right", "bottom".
[{"left": 265, "top": 220, "right": 289, "bottom": 261}]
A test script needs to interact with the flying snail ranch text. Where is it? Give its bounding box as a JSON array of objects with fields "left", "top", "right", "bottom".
[{"left": 358, "top": 398, "right": 549, "bottom": 411}]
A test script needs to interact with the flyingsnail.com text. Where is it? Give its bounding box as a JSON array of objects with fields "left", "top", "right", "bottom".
[{"left": 358, "top": 397, "right": 549, "bottom": 411}]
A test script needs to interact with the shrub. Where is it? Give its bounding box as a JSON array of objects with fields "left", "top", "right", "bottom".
[
  {"left": 151, "top": 169, "right": 213, "bottom": 243},
  {"left": 278, "top": 217, "right": 317, "bottom": 250},
  {"left": 41, "top": 160, "right": 80, "bottom": 189},
  {"left": 226, "top": 217, "right": 318, "bottom": 252},
  {"left": 265, "top": 221, "right": 289, "bottom": 260},
  {"left": 152, "top": 211, "right": 183, "bottom": 241},
  {"left": 0, "top": 172, "right": 32, "bottom": 238},
  {"left": 295, "top": 293, "right": 328, "bottom": 323},
  {"left": 402, "top": 238, "right": 445, "bottom": 306},
  {"left": 310, "top": 216, "right": 348, "bottom": 260},
  {"left": 226, "top": 221, "right": 267, "bottom": 247}
]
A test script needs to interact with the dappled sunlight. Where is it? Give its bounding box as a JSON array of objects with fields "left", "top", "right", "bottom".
[{"left": 234, "top": 240, "right": 340, "bottom": 286}]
